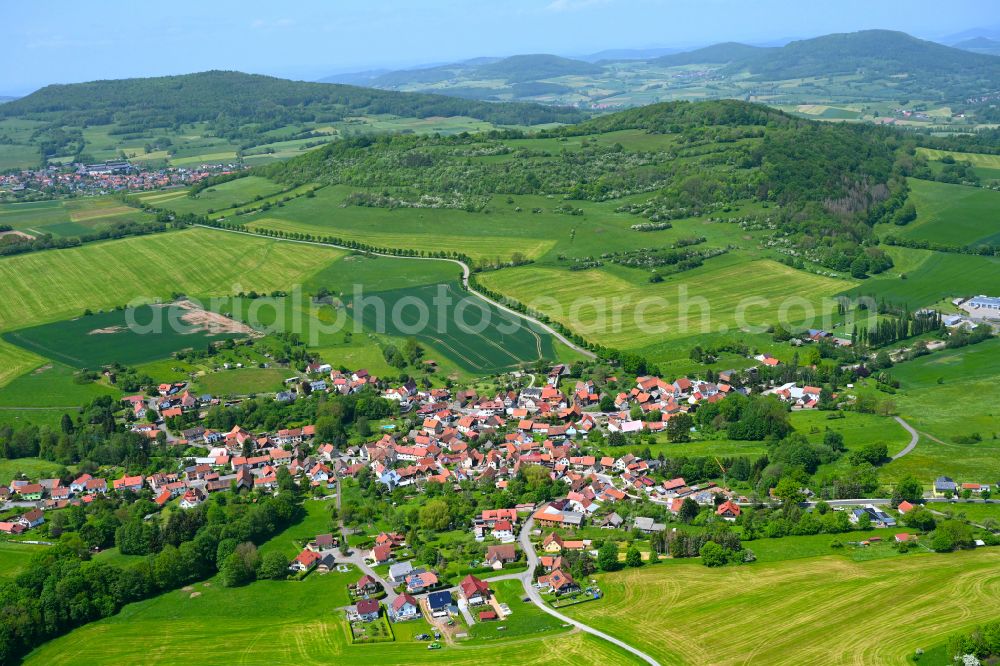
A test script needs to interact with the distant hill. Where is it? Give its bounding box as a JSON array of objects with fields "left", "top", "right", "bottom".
[
  {"left": 953, "top": 36, "right": 1000, "bottom": 56},
  {"left": 0, "top": 70, "right": 587, "bottom": 131},
  {"left": 314, "top": 30, "right": 1000, "bottom": 110},
  {"left": 476, "top": 54, "right": 603, "bottom": 82},
  {"left": 0, "top": 96, "right": 16, "bottom": 105},
  {"left": 579, "top": 46, "right": 682, "bottom": 63},
  {"left": 650, "top": 42, "right": 772, "bottom": 66}
]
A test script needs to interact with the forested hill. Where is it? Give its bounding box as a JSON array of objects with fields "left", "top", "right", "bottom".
[
  {"left": 744, "top": 31, "right": 998, "bottom": 84},
  {"left": 0, "top": 70, "right": 588, "bottom": 130},
  {"left": 261, "top": 98, "right": 905, "bottom": 278}
]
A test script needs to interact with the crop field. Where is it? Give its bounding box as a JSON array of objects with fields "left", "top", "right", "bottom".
[
  {"left": 0, "top": 228, "right": 345, "bottom": 332},
  {"left": 0, "top": 196, "right": 154, "bottom": 238},
  {"left": 563, "top": 549, "right": 1000, "bottom": 666},
  {"left": 349, "top": 281, "right": 555, "bottom": 373},
  {"left": 24, "top": 573, "right": 632, "bottom": 665},
  {"left": 0, "top": 339, "right": 45, "bottom": 389},
  {"left": 844, "top": 246, "right": 1000, "bottom": 308},
  {"left": 3, "top": 304, "right": 250, "bottom": 369},
  {"left": 886, "top": 179, "right": 1000, "bottom": 247},
  {"left": 480, "top": 257, "right": 853, "bottom": 354}
]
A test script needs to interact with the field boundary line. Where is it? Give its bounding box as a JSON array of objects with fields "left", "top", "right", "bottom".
[{"left": 195, "top": 224, "right": 597, "bottom": 360}]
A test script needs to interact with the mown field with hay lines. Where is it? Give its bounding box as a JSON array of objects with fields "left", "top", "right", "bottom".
[
  {"left": 564, "top": 549, "right": 1000, "bottom": 665},
  {"left": 0, "top": 228, "right": 346, "bottom": 332}
]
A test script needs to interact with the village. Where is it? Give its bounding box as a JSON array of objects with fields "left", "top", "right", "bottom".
[{"left": 2, "top": 345, "right": 997, "bottom": 646}]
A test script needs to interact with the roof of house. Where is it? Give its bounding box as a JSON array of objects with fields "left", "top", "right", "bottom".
[
  {"left": 355, "top": 599, "right": 380, "bottom": 615},
  {"left": 427, "top": 590, "right": 453, "bottom": 608},
  {"left": 459, "top": 574, "right": 490, "bottom": 598}
]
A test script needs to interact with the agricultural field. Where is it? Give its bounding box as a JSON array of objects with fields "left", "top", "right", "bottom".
[
  {"left": 883, "top": 178, "right": 1000, "bottom": 247},
  {"left": 0, "top": 362, "right": 119, "bottom": 408},
  {"left": 23, "top": 571, "right": 632, "bottom": 665},
  {"left": 563, "top": 549, "right": 1000, "bottom": 666},
  {"left": 0, "top": 339, "right": 44, "bottom": 389},
  {"left": 3, "top": 304, "right": 253, "bottom": 369},
  {"left": 0, "top": 228, "right": 345, "bottom": 332},
  {"left": 0, "top": 196, "right": 155, "bottom": 239},
  {"left": 192, "top": 368, "right": 291, "bottom": 396},
  {"left": 480, "top": 256, "right": 853, "bottom": 357}
]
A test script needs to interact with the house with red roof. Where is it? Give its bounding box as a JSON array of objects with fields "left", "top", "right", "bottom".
[
  {"left": 459, "top": 574, "right": 491, "bottom": 606},
  {"left": 716, "top": 500, "right": 741, "bottom": 521},
  {"left": 290, "top": 549, "right": 320, "bottom": 573}
]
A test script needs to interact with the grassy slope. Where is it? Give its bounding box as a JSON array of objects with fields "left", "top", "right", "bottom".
[
  {"left": 0, "top": 339, "right": 45, "bottom": 389},
  {"left": 480, "top": 257, "right": 853, "bottom": 352},
  {"left": 844, "top": 246, "right": 1000, "bottom": 307},
  {"left": 0, "top": 542, "right": 47, "bottom": 580},
  {"left": 878, "top": 338, "right": 1000, "bottom": 481},
  {"left": 564, "top": 549, "right": 1000, "bottom": 665},
  {"left": 887, "top": 178, "right": 1000, "bottom": 246},
  {"left": 0, "top": 228, "right": 345, "bottom": 332}
]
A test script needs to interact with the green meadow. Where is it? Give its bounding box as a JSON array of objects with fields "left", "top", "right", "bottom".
[
  {"left": 885, "top": 178, "right": 1000, "bottom": 247},
  {"left": 0, "top": 542, "right": 48, "bottom": 581},
  {"left": 481, "top": 256, "right": 852, "bottom": 359},
  {"left": 0, "top": 196, "right": 155, "bottom": 238},
  {"left": 564, "top": 549, "right": 1000, "bottom": 666},
  {"left": 844, "top": 246, "right": 1000, "bottom": 308}
]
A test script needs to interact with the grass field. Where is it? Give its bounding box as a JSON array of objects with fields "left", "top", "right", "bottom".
[
  {"left": 844, "top": 246, "right": 1000, "bottom": 308},
  {"left": 885, "top": 179, "right": 1000, "bottom": 247},
  {"left": 480, "top": 257, "right": 853, "bottom": 354},
  {"left": 134, "top": 177, "right": 286, "bottom": 216},
  {"left": 0, "top": 541, "right": 47, "bottom": 580},
  {"left": 227, "top": 184, "right": 759, "bottom": 264},
  {"left": 0, "top": 338, "right": 45, "bottom": 389},
  {"left": 0, "top": 457, "right": 68, "bottom": 482},
  {"left": 563, "top": 548, "right": 1000, "bottom": 665},
  {"left": 23, "top": 568, "right": 632, "bottom": 665},
  {"left": 0, "top": 196, "right": 155, "bottom": 238},
  {"left": 193, "top": 368, "right": 291, "bottom": 396},
  {"left": 0, "top": 228, "right": 345, "bottom": 332},
  {"left": 0, "top": 362, "right": 119, "bottom": 407},
  {"left": 916, "top": 147, "right": 1000, "bottom": 181},
  {"left": 877, "top": 339, "right": 1000, "bottom": 482}
]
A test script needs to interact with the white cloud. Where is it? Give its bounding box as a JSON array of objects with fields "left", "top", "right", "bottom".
[{"left": 544, "top": 0, "right": 613, "bottom": 12}]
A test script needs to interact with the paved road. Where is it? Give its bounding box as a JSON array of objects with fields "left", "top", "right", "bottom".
[
  {"left": 197, "top": 225, "right": 596, "bottom": 359},
  {"left": 891, "top": 416, "right": 919, "bottom": 460},
  {"left": 516, "top": 517, "right": 660, "bottom": 666}
]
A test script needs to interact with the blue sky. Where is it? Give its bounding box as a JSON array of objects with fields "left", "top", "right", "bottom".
[{"left": 2, "top": 0, "right": 997, "bottom": 95}]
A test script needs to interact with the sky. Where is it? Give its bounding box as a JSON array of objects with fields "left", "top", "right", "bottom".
[{"left": 2, "top": 0, "right": 998, "bottom": 95}]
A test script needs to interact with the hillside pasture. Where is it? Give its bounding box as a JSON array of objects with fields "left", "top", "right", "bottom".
[
  {"left": 0, "top": 542, "right": 47, "bottom": 581},
  {"left": 844, "top": 246, "right": 1000, "bottom": 307},
  {"left": 0, "top": 228, "right": 345, "bottom": 332},
  {"left": 0, "top": 339, "right": 45, "bottom": 389},
  {"left": 137, "top": 176, "right": 287, "bottom": 217},
  {"left": 887, "top": 178, "right": 1000, "bottom": 247},
  {"left": 564, "top": 549, "right": 1000, "bottom": 666}
]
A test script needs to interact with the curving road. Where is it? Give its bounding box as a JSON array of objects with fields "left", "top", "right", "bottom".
[
  {"left": 196, "top": 225, "right": 596, "bottom": 360},
  {"left": 516, "top": 517, "right": 660, "bottom": 666},
  {"left": 891, "top": 416, "right": 919, "bottom": 460}
]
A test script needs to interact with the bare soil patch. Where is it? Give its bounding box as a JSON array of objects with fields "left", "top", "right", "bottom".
[
  {"left": 173, "top": 300, "right": 257, "bottom": 336},
  {"left": 88, "top": 325, "right": 126, "bottom": 335}
]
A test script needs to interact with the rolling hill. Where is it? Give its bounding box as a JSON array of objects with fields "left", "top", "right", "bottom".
[
  {"left": 0, "top": 70, "right": 586, "bottom": 129},
  {"left": 324, "top": 30, "right": 1000, "bottom": 111},
  {"left": 954, "top": 36, "right": 1000, "bottom": 56}
]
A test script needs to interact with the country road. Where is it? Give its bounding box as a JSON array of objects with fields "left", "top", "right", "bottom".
[
  {"left": 196, "top": 225, "right": 596, "bottom": 360},
  {"left": 891, "top": 416, "right": 919, "bottom": 460},
  {"left": 516, "top": 517, "right": 660, "bottom": 666}
]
